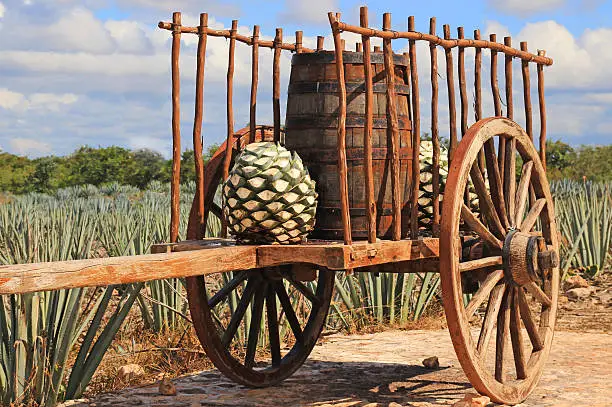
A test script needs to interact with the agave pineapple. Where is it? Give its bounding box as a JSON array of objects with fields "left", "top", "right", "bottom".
[
  {"left": 223, "top": 142, "right": 317, "bottom": 244},
  {"left": 418, "top": 140, "right": 479, "bottom": 229}
]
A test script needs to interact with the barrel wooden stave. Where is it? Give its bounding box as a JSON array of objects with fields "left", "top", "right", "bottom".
[{"left": 285, "top": 51, "right": 413, "bottom": 240}]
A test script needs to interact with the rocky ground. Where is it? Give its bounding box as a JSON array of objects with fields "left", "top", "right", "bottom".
[{"left": 61, "top": 273, "right": 611, "bottom": 407}]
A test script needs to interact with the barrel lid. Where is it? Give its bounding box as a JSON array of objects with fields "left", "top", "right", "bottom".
[{"left": 292, "top": 50, "right": 408, "bottom": 66}]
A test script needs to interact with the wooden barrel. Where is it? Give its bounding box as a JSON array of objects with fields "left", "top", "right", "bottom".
[{"left": 284, "top": 51, "right": 413, "bottom": 240}]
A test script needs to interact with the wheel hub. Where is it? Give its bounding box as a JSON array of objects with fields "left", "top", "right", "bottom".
[{"left": 502, "top": 231, "right": 558, "bottom": 286}]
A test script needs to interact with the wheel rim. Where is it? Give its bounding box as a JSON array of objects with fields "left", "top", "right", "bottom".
[
  {"left": 440, "top": 118, "right": 559, "bottom": 404},
  {"left": 185, "top": 126, "right": 334, "bottom": 387}
]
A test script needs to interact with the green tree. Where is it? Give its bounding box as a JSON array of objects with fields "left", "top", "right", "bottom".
[
  {"left": 127, "top": 149, "right": 166, "bottom": 188},
  {"left": 65, "top": 146, "right": 134, "bottom": 186},
  {"left": 546, "top": 140, "right": 576, "bottom": 181},
  {"left": 0, "top": 153, "right": 35, "bottom": 194}
]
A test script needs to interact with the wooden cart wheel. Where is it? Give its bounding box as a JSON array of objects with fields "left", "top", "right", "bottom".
[
  {"left": 440, "top": 118, "right": 560, "bottom": 405},
  {"left": 185, "top": 126, "right": 334, "bottom": 387}
]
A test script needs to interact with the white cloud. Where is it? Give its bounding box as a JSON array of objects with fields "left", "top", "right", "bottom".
[
  {"left": 0, "top": 2, "right": 5, "bottom": 19},
  {"left": 279, "top": 0, "right": 338, "bottom": 25},
  {"left": 9, "top": 138, "right": 52, "bottom": 155},
  {"left": 0, "top": 89, "right": 78, "bottom": 112},
  {"left": 487, "top": 0, "right": 566, "bottom": 16},
  {"left": 0, "top": 89, "right": 27, "bottom": 110}
]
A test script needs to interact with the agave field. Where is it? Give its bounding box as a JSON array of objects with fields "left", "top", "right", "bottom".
[{"left": 0, "top": 179, "right": 610, "bottom": 405}]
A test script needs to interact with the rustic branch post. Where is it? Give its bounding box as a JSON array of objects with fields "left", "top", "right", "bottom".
[
  {"left": 192, "top": 13, "right": 208, "bottom": 239},
  {"left": 444, "top": 24, "right": 457, "bottom": 162},
  {"left": 329, "top": 13, "right": 352, "bottom": 245},
  {"left": 430, "top": 17, "right": 441, "bottom": 235},
  {"left": 520, "top": 42, "right": 533, "bottom": 140},
  {"left": 408, "top": 16, "right": 420, "bottom": 239},
  {"left": 249, "top": 25, "right": 260, "bottom": 142},
  {"left": 537, "top": 50, "right": 547, "bottom": 169},
  {"left": 273, "top": 28, "right": 283, "bottom": 143},
  {"left": 170, "top": 11, "right": 182, "bottom": 243},
  {"left": 360, "top": 6, "right": 377, "bottom": 243}
]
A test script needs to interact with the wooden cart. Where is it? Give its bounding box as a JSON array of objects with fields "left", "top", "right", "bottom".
[{"left": 0, "top": 7, "right": 560, "bottom": 405}]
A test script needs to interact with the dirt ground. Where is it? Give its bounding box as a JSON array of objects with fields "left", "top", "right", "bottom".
[{"left": 61, "top": 274, "right": 612, "bottom": 407}]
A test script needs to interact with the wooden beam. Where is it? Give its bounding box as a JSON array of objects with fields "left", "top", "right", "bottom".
[
  {"left": 0, "top": 238, "right": 441, "bottom": 295},
  {"left": 0, "top": 246, "right": 258, "bottom": 295}
]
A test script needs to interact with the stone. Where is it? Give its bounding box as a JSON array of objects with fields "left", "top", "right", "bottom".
[
  {"left": 158, "top": 377, "right": 177, "bottom": 396},
  {"left": 422, "top": 356, "right": 439, "bottom": 369},
  {"left": 565, "top": 275, "right": 589, "bottom": 289},
  {"left": 116, "top": 364, "right": 145, "bottom": 381},
  {"left": 566, "top": 287, "right": 595, "bottom": 301},
  {"left": 452, "top": 392, "right": 490, "bottom": 407}
]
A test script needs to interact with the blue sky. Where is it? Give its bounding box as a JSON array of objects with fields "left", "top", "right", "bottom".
[{"left": 0, "top": 0, "right": 611, "bottom": 158}]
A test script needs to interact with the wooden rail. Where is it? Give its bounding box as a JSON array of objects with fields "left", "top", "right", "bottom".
[{"left": 0, "top": 239, "right": 440, "bottom": 295}]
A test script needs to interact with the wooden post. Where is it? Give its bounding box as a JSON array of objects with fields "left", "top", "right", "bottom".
[
  {"left": 408, "top": 16, "right": 420, "bottom": 239},
  {"left": 504, "top": 37, "right": 514, "bottom": 120},
  {"left": 382, "top": 13, "right": 402, "bottom": 241},
  {"left": 430, "top": 18, "right": 440, "bottom": 236},
  {"left": 222, "top": 20, "right": 238, "bottom": 238},
  {"left": 356, "top": 42, "right": 363, "bottom": 52},
  {"left": 490, "top": 33, "right": 504, "bottom": 185},
  {"left": 317, "top": 36, "right": 324, "bottom": 51},
  {"left": 520, "top": 42, "right": 533, "bottom": 140},
  {"left": 537, "top": 50, "right": 547, "bottom": 169},
  {"left": 374, "top": 45, "right": 381, "bottom": 52},
  {"left": 273, "top": 28, "right": 282, "bottom": 143},
  {"left": 474, "top": 29, "right": 486, "bottom": 175},
  {"left": 170, "top": 12, "right": 182, "bottom": 243},
  {"left": 360, "top": 6, "right": 377, "bottom": 243},
  {"left": 249, "top": 25, "right": 260, "bottom": 143},
  {"left": 444, "top": 24, "right": 457, "bottom": 162},
  {"left": 474, "top": 30, "right": 482, "bottom": 122},
  {"left": 490, "top": 34, "right": 502, "bottom": 117},
  {"left": 192, "top": 13, "right": 208, "bottom": 239},
  {"left": 295, "top": 31, "right": 303, "bottom": 54},
  {"left": 458, "top": 27, "right": 468, "bottom": 138},
  {"left": 328, "top": 13, "right": 352, "bottom": 245}
]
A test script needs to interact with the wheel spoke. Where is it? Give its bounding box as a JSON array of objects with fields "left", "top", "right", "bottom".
[
  {"left": 520, "top": 198, "right": 546, "bottom": 232},
  {"left": 287, "top": 278, "right": 320, "bottom": 307},
  {"left": 470, "top": 164, "right": 505, "bottom": 238},
  {"left": 503, "top": 138, "right": 517, "bottom": 224},
  {"left": 208, "top": 271, "right": 248, "bottom": 308},
  {"left": 245, "top": 282, "right": 267, "bottom": 368},
  {"left": 483, "top": 139, "right": 510, "bottom": 228},
  {"left": 509, "top": 288, "right": 527, "bottom": 380},
  {"left": 517, "top": 288, "right": 544, "bottom": 352},
  {"left": 459, "top": 256, "right": 503, "bottom": 273},
  {"left": 266, "top": 286, "right": 282, "bottom": 367},
  {"left": 524, "top": 282, "right": 552, "bottom": 307},
  {"left": 514, "top": 161, "right": 533, "bottom": 228},
  {"left": 274, "top": 282, "right": 304, "bottom": 343},
  {"left": 222, "top": 277, "right": 259, "bottom": 347},
  {"left": 465, "top": 269, "right": 504, "bottom": 317},
  {"left": 477, "top": 284, "right": 506, "bottom": 359},
  {"left": 495, "top": 288, "right": 512, "bottom": 383},
  {"left": 461, "top": 204, "right": 503, "bottom": 250}
]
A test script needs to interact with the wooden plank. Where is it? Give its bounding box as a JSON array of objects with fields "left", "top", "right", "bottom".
[
  {"left": 257, "top": 238, "right": 440, "bottom": 270},
  {"left": 0, "top": 246, "right": 258, "bottom": 295}
]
